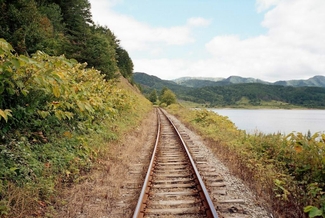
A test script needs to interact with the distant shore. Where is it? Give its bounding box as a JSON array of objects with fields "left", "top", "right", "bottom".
[{"left": 178, "top": 100, "right": 323, "bottom": 110}]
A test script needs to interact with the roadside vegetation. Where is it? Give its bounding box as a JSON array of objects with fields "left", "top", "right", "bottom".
[
  {"left": 0, "top": 1, "right": 153, "bottom": 216},
  {"left": 167, "top": 104, "right": 325, "bottom": 218},
  {"left": 1, "top": 1, "right": 324, "bottom": 218},
  {"left": 0, "top": 39, "right": 152, "bottom": 217}
]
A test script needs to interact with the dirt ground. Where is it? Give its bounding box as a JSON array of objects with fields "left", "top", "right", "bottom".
[{"left": 54, "top": 108, "right": 272, "bottom": 217}]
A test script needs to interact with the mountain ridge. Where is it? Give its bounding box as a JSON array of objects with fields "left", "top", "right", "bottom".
[
  {"left": 172, "top": 75, "right": 325, "bottom": 88},
  {"left": 133, "top": 72, "right": 325, "bottom": 109}
]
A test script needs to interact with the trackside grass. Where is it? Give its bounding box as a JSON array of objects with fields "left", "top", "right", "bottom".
[{"left": 166, "top": 104, "right": 325, "bottom": 218}]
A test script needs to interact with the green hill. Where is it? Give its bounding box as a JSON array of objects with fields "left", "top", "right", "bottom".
[
  {"left": 134, "top": 72, "right": 195, "bottom": 99},
  {"left": 134, "top": 72, "right": 325, "bottom": 108},
  {"left": 274, "top": 75, "right": 325, "bottom": 87},
  {"left": 173, "top": 75, "right": 325, "bottom": 88}
]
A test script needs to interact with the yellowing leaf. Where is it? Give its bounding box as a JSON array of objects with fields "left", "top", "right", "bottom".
[
  {"left": 64, "top": 111, "right": 74, "bottom": 120},
  {"left": 84, "top": 103, "right": 94, "bottom": 113},
  {"left": 0, "top": 109, "right": 12, "bottom": 122},
  {"left": 21, "top": 89, "right": 29, "bottom": 96},
  {"left": 37, "top": 110, "right": 50, "bottom": 119},
  {"left": 65, "top": 170, "right": 71, "bottom": 177},
  {"left": 76, "top": 101, "right": 85, "bottom": 112},
  {"left": 52, "top": 84, "right": 60, "bottom": 97},
  {"left": 54, "top": 110, "right": 63, "bottom": 120},
  {"left": 63, "top": 131, "right": 72, "bottom": 138},
  {"left": 294, "top": 145, "right": 303, "bottom": 153},
  {"left": 0, "top": 110, "right": 7, "bottom": 122}
]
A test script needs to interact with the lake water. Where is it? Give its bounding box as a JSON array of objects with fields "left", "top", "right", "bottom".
[{"left": 210, "top": 109, "right": 325, "bottom": 135}]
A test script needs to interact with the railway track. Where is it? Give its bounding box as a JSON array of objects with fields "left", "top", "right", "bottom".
[{"left": 133, "top": 108, "right": 218, "bottom": 218}]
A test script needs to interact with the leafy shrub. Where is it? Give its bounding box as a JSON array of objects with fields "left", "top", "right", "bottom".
[{"left": 0, "top": 39, "right": 152, "bottom": 216}]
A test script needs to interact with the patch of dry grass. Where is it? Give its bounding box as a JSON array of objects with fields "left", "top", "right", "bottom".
[{"left": 52, "top": 109, "right": 157, "bottom": 217}]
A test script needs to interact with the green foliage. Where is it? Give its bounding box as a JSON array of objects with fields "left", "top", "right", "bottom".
[
  {"left": 167, "top": 104, "right": 325, "bottom": 217},
  {"left": 116, "top": 46, "right": 134, "bottom": 79},
  {"left": 83, "top": 26, "right": 119, "bottom": 79},
  {"left": 160, "top": 88, "right": 177, "bottom": 106},
  {"left": 304, "top": 206, "right": 323, "bottom": 218},
  {"left": 148, "top": 89, "right": 158, "bottom": 104},
  {"left": 159, "top": 87, "right": 168, "bottom": 99},
  {"left": 0, "top": 0, "right": 133, "bottom": 81},
  {"left": 0, "top": 1, "right": 58, "bottom": 53},
  {"left": 0, "top": 39, "right": 152, "bottom": 216},
  {"left": 304, "top": 183, "right": 325, "bottom": 217},
  {"left": 133, "top": 72, "right": 191, "bottom": 100},
  {"left": 134, "top": 73, "right": 325, "bottom": 109},
  {"left": 0, "top": 39, "right": 120, "bottom": 133}
]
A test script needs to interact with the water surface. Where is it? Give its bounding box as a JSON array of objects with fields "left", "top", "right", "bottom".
[{"left": 210, "top": 109, "right": 325, "bottom": 135}]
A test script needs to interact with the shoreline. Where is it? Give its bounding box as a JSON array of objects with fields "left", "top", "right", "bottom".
[{"left": 207, "top": 107, "right": 325, "bottom": 110}]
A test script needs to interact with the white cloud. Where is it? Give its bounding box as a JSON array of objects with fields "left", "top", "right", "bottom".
[
  {"left": 90, "top": 0, "right": 325, "bottom": 82},
  {"left": 262, "top": 0, "right": 325, "bottom": 53},
  {"left": 135, "top": 58, "right": 189, "bottom": 79},
  {"left": 255, "top": 0, "right": 281, "bottom": 12},
  {"left": 202, "top": 0, "right": 325, "bottom": 82},
  {"left": 205, "top": 35, "right": 323, "bottom": 81},
  {"left": 187, "top": 17, "right": 211, "bottom": 27},
  {"left": 89, "top": 0, "right": 196, "bottom": 52}
]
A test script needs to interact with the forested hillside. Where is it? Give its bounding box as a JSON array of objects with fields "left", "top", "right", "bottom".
[
  {"left": 186, "top": 83, "right": 325, "bottom": 108},
  {"left": 0, "top": 1, "right": 153, "bottom": 216},
  {"left": 174, "top": 75, "right": 325, "bottom": 88},
  {"left": 134, "top": 72, "right": 325, "bottom": 108},
  {"left": 0, "top": 0, "right": 133, "bottom": 80},
  {"left": 174, "top": 76, "right": 269, "bottom": 87}
]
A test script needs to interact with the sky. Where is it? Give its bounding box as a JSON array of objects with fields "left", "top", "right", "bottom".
[{"left": 88, "top": 0, "right": 325, "bottom": 82}]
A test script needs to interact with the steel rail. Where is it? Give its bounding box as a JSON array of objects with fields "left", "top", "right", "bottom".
[
  {"left": 161, "top": 108, "right": 218, "bottom": 218},
  {"left": 133, "top": 109, "right": 161, "bottom": 218},
  {"left": 133, "top": 108, "right": 218, "bottom": 218}
]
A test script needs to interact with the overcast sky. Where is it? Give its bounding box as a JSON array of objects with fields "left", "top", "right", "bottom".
[{"left": 88, "top": 0, "right": 325, "bottom": 82}]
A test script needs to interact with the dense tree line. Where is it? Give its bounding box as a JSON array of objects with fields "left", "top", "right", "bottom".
[
  {"left": 148, "top": 87, "right": 177, "bottom": 106},
  {"left": 133, "top": 73, "right": 325, "bottom": 108},
  {"left": 0, "top": 0, "right": 133, "bottom": 80},
  {"left": 193, "top": 84, "right": 325, "bottom": 107}
]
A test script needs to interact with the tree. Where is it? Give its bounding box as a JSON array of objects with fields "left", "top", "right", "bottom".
[
  {"left": 37, "top": 2, "right": 66, "bottom": 55},
  {"left": 0, "top": 0, "right": 56, "bottom": 54},
  {"left": 160, "top": 89, "right": 177, "bottom": 106},
  {"left": 116, "top": 46, "right": 133, "bottom": 79},
  {"left": 148, "top": 89, "right": 157, "bottom": 103},
  {"left": 81, "top": 25, "right": 119, "bottom": 79},
  {"left": 0, "top": 0, "right": 134, "bottom": 80},
  {"left": 159, "top": 87, "right": 168, "bottom": 101}
]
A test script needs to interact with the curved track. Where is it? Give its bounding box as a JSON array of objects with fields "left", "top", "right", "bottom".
[{"left": 133, "top": 108, "right": 218, "bottom": 218}]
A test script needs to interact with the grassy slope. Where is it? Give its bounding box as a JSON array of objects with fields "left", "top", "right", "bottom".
[{"left": 0, "top": 77, "right": 153, "bottom": 217}]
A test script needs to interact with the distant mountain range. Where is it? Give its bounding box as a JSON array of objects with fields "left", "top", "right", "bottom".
[
  {"left": 173, "top": 75, "right": 325, "bottom": 88},
  {"left": 133, "top": 72, "right": 325, "bottom": 108}
]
